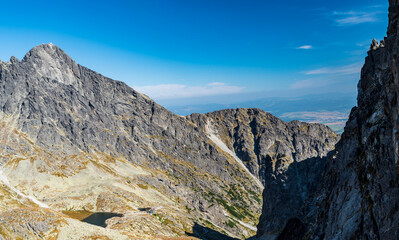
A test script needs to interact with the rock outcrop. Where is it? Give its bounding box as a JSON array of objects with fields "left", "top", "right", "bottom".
[
  {"left": 189, "top": 109, "right": 338, "bottom": 186},
  {"left": 256, "top": 1, "right": 399, "bottom": 239},
  {"left": 0, "top": 44, "right": 338, "bottom": 239}
]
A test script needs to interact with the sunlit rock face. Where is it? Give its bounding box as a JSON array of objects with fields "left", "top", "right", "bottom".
[{"left": 256, "top": 1, "right": 399, "bottom": 239}]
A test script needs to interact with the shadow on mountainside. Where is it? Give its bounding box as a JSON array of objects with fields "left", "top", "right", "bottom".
[
  {"left": 276, "top": 217, "right": 306, "bottom": 240},
  {"left": 186, "top": 223, "right": 239, "bottom": 240},
  {"left": 256, "top": 151, "right": 335, "bottom": 239}
]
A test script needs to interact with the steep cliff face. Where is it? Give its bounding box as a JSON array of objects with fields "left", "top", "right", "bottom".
[
  {"left": 256, "top": 1, "right": 399, "bottom": 239},
  {"left": 0, "top": 44, "right": 338, "bottom": 239}
]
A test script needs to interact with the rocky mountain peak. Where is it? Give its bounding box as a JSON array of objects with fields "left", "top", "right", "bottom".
[
  {"left": 23, "top": 43, "right": 66, "bottom": 61},
  {"left": 20, "top": 43, "right": 80, "bottom": 85}
]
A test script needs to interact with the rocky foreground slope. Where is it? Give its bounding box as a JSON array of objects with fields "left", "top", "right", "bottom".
[
  {"left": 256, "top": 1, "right": 399, "bottom": 239},
  {"left": 0, "top": 44, "right": 338, "bottom": 239}
]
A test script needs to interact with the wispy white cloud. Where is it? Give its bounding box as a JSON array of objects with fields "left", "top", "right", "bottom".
[
  {"left": 290, "top": 74, "right": 359, "bottom": 90},
  {"left": 291, "top": 63, "right": 363, "bottom": 89},
  {"left": 296, "top": 45, "right": 313, "bottom": 50},
  {"left": 303, "top": 63, "right": 363, "bottom": 75},
  {"left": 332, "top": 10, "right": 382, "bottom": 26},
  {"left": 207, "top": 82, "right": 225, "bottom": 86},
  {"left": 134, "top": 82, "right": 244, "bottom": 99}
]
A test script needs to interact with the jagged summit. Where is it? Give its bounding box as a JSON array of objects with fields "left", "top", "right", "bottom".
[
  {"left": 22, "top": 43, "right": 67, "bottom": 60},
  {"left": 17, "top": 43, "right": 80, "bottom": 85},
  {"left": 1, "top": 44, "right": 60, "bottom": 65}
]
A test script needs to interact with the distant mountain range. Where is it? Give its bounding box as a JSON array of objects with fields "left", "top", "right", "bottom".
[{"left": 165, "top": 92, "right": 356, "bottom": 133}]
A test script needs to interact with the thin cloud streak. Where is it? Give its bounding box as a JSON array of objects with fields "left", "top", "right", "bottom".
[
  {"left": 292, "top": 63, "right": 364, "bottom": 90},
  {"left": 290, "top": 74, "right": 359, "bottom": 90},
  {"left": 297, "top": 45, "right": 313, "bottom": 50},
  {"left": 303, "top": 63, "right": 363, "bottom": 75},
  {"left": 134, "top": 82, "right": 244, "bottom": 100},
  {"left": 332, "top": 10, "right": 382, "bottom": 26}
]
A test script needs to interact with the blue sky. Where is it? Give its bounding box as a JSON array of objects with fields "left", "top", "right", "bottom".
[{"left": 0, "top": 0, "right": 388, "bottom": 105}]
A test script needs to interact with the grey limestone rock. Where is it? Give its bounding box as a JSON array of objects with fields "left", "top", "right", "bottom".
[{"left": 370, "top": 38, "right": 379, "bottom": 51}]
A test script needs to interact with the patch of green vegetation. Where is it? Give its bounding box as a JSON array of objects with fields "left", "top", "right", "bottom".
[
  {"left": 202, "top": 191, "right": 216, "bottom": 203},
  {"left": 225, "top": 219, "right": 238, "bottom": 228},
  {"left": 208, "top": 191, "right": 215, "bottom": 196},
  {"left": 227, "top": 185, "right": 242, "bottom": 201},
  {"left": 204, "top": 219, "right": 214, "bottom": 227},
  {"left": 201, "top": 186, "right": 257, "bottom": 222},
  {"left": 248, "top": 189, "right": 262, "bottom": 204},
  {"left": 199, "top": 217, "right": 215, "bottom": 229},
  {"left": 242, "top": 208, "right": 254, "bottom": 219},
  {"left": 215, "top": 197, "right": 245, "bottom": 220}
]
